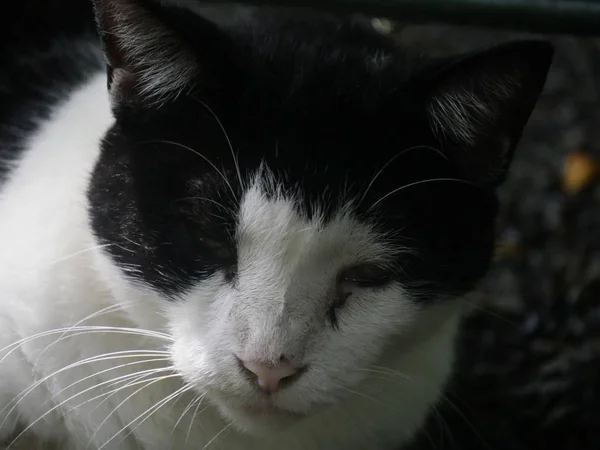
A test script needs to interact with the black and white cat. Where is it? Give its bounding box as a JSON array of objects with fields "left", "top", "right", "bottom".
[{"left": 0, "top": 1, "right": 553, "bottom": 449}]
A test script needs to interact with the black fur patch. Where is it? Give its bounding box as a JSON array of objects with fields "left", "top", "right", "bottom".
[{"left": 83, "top": 4, "right": 552, "bottom": 298}]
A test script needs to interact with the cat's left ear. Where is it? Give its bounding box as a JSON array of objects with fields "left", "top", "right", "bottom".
[
  {"left": 423, "top": 40, "right": 554, "bottom": 187},
  {"left": 92, "top": 0, "right": 231, "bottom": 106}
]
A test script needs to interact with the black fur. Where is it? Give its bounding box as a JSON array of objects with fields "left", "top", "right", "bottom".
[
  {"left": 85, "top": 1, "right": 553, "bottom": 299},
  {"left": 0, "top": 0, "right": 100, "bottom": 183}
]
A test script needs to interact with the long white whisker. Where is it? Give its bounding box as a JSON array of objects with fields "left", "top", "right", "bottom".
[
  {"left": 78, "top": 368, "right": 177, "bottom": 412},
  {"left": 34, "top": 304, "right": 130, "bottom": 368},
  {"left": 0, "top": 351, "right": 170, "bottom": 430},
  {"left": 458, "top": 298, "right": 519, "bottom": 326},
  {"left": 174, "top": 196, "right": 235, "bottom": 217},
  {"left": 89, "top": 373, "right": 180, "bottom": 445},
  {"left": 52, "top": 357, "right": 170, "bottom": 401},
  {"left": 431, "top": 403, "right": 456, "bottom": 450},
  {"left": 369, "top": 178, "right": 475, "bottom": 210},
  {"left": 4, "top": 371, "right": 175, "bottom": 450},
  {"left": 171, "top": 393, "right": 201, "bottom": 438},
  {"left": 194, "top": 96, "right": 244, "bottom": 193},
  {"left": 359, "top": 145, "right": 449, "bottom": 206},
  {"left": 99, "top": 384, "right": 193, "bottom": 450},
  {"left": 203, "top": 422, "right": 234, "bottom": 449},
  {"left": 141, "top": 139, "right": 237, "bottom": 200},
  {"left": 357, "top": 365, "right": 484, "bottom": 447},
  {"left": 125, "top": 384, "right": 194, "bottom": 438},
  {"left": 341, "top": 386, "right": 392, "bottom": 408},
  {"left": 361, "top": 366, "right": 414, "bottom": 382},
  {"left": 66, "top": 373, "right": 173, "bottom": 414},
  {"left": 47, "top": 243, "right": 119, "bottom": 267},
  {"left": 438, "top": 394, "right": 489, "bottom": 449},
  {"left": 186, "top": 396, "right": 207, "bottom": 445},
  {"left": 1, "top": 326, "right": 172, "bottom": 366},
  {"left": 31, "top": 329, "right": 171, "bottom": 359},
  {"left": 2, "top": 351, "right": 168, "bottom": 423}
]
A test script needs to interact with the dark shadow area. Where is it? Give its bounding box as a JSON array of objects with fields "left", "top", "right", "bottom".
[{"left": 401, "top": 25, "right": 600, "bottom": 450}]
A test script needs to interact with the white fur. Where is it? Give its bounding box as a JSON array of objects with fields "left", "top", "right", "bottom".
[
  {"left": 428, "top": 76, "right": 519, "bottom": 145},
  {"left": 0, "top": 72, "right": 464, "bottom": 449}
]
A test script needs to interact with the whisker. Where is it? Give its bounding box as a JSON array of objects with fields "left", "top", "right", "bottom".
[
  {"left": 126, "top": 383, "right": 194, "bottom": 435},
  {"left": 34, "top": 304, "right": 132, "bottom": 368},
  {"left": 141, "top": 139, "right": 237, "bottom": 201},
  {"left": 431, "top": 403, "right": 457, "bottom": 450},
  {"left": 173, "top": 196, "right": 236, "bottom": 217},
  {"left": 437, "top": 395, "right": 491, "bottom": 450},
  {"left": 76, "top": 368, "right": 177, "bottom": 412},
  {"left": 45, "top": 243, "right": 115, "bottom": 267},
  {"left": 5, "top": 372, "right": 177, "bottom": 450},
  {"left": 100, "top": 383, "right": 194, "bottom": 450},
  {"left": 356, "top": 366, "right": 414, "bottom": 383},
  {"left": 340, "top": 386, "right": 392, "bottom": 408},
  {"left": 89, "top": 373, "right": 181, "bottom": 445},
  {"left": 193, "top": 96, "right": 244, "bottom": 193},
  {"left": 459, "top": 298, "right": 520, "bottom": 326},
  {"left": 67, "top": 372, "right": 174, "bottom": 413},
  {"left": 119, "top": 235, "right": 144, "bottom": 249},
  {"left": 356, "top": 366, "right": 487, "bottom": 449},
  {"left": 369, "top": 178, "right": 475, "bottom": 210},
  {"left": 52, "top": 357, "right": 171, "bottom": 402},
  {"left": 359, "top": 145, "right": 449, "bottom": 206},
  {"left": 0, "top": 351, "right": 170, "bottom": 430},
  {"left": 1, "top": 326, "right": 172, "bottom": 365},
  {"left": 203, "top": 422, "right": 234, "bottom": 450},
  {"left": 186, "top": 396, "right": 207, "bottom": 445},
  {"left": 31, "top": 329, "right": 171, "bottom": 358},
  {"left": 332, "top": 386, "right": 443, "bottom": 450},
  {"left": 171, "top": 394, "right": 201, "bottom": 439}
]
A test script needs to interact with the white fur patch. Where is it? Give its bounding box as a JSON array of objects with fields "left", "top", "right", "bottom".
[{"left": 167, "top": 173, "right": 465, "bottom": 447}]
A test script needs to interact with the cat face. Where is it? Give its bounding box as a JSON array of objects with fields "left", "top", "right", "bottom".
[{"left": 88, "top": 0, "right": 553, "bottom": 433}]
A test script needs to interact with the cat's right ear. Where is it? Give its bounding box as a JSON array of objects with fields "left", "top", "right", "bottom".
[{"left": 92, "top": 0, "right": 230, "bottom": 106}]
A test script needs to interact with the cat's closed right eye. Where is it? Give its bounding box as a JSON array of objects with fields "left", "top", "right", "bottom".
[{"left": 339, "top": 263, "right": 392, "bottom": 289}]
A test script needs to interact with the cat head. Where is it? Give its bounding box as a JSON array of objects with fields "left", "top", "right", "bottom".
[{"left": 88, "top": 0, "right": 553, "bottom": 433}]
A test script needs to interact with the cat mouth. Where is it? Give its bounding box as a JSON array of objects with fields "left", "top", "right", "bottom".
[
  {"left": 237, "top": 400, "right": 302, "bottom": 417},
  {"left": 207, "top": 388, "right": 313, "bottom": 422},
  {"left": 240, "top": 402, "right": 278, "bottom": 414}
]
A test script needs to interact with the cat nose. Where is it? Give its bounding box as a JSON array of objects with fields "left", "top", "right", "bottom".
[{"left": 240, "top": 358, "right": 299, "bottom": 394}]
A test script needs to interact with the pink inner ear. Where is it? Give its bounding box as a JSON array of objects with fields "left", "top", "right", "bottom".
[
  {"left": 108, "top": 68, "right": 138, "bottom": 102},
  {"left": 112, "top": 68, "right": 136, "bottom": 87}
]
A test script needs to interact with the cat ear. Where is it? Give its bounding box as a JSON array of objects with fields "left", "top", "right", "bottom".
[
  {"left": 92, "top": 0, "right": 227, "bottom": 105},
  {"left": 424, "top": 40, "right": 554, "bottom": 187}
]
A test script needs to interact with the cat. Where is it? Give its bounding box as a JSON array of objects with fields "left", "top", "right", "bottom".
[{"left": 0, "top": 0, "right": 553, "bottom": 449}]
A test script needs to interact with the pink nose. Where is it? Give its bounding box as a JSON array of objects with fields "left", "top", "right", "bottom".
[{"left": 241, "top": 359, "right": 299, "bottom": 394}]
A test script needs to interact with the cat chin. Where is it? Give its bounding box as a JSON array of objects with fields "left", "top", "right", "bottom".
[
  {"left": 212, "top": 402, "right": 302, "bottom": 435},
  {"left": 208, "top": 392, "right": 318, "bottom": 435}
]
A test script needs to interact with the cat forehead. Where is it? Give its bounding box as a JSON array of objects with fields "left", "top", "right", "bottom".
[
  {"left": 165, "top": 7, "right": 413, "bottom": 111},
  {"left": 234, "top": 177, "right": 394, "bottom": 268}
]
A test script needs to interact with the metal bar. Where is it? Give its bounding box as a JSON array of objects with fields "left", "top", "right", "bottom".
[{"left": 197, "top": 0, "right": 600, "bottom": 36}]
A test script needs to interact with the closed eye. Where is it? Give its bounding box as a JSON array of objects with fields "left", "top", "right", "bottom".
[
  {"left": 338, "top": 263, "right": 392, "bottom": 289},
  {"left": 328, "top": 263, "right": 393, "bottom": 328},
  {"left": 200, "top": 238, "right": 237, "bottom": 282}
]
